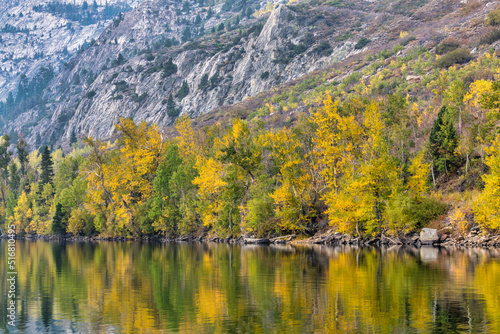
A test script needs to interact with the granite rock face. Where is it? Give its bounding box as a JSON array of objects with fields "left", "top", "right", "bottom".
[
  {"left": 1, "top": 0, "right": 494, "bottom": 148},
  {"left": 0, "top": 0, "right": 142, "bottom": 101}
]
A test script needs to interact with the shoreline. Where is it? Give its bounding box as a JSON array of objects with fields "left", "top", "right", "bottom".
[{"left": 2, "top": 230, "right": 500, "bottom": 248}]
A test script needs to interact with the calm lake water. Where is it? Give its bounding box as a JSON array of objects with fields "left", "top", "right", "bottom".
[{"left": 1, "top": 240, "right": 500, "bottom": 333}]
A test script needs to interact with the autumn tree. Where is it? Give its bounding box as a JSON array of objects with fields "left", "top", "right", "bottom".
[{"left": 474, "top": 135, "right": 500, "bottom": 230}]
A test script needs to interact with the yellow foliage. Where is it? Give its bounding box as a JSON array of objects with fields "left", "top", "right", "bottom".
[
  {"left": 407, "top": 151, "right": 430, "bottom": 197},
  {"left": 473, "top": 135, "right": 500, "bottom": 230},
  {"left": 450, "top": 208, "right": 468, "bottom": 234},
  {"left": 84, "top": 118, "right": 165, "bottom": 235},
  {"left": 464, "top": 79, "right": 492, "bottom": 108}
]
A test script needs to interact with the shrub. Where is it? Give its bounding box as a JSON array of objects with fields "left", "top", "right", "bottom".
[
  {"left": 260, "top": 71, "right": 269, "bottom": 79},
  {"left": 404, "top": 197, "right": 448, "bottom": 228},
  {"left": 67, "top": 208, "right": 95, "bottom": 236},
  {"left": 435, "top": 38, "right": 460, "bottom": 55},
  {"left": 162, "top": 58, "right": 177, "bottom": 77},
  {"left": 399, "top": 35, "right": 416, "bottom": 46},
  {"left": 436, "top": 48, "right": 472, "bottom": 68},
  {"left": 131, "top": 93, "right": 148, "bottom": 103},
  {"left": 313, "top": 41, "right": 333, "bottom": 57},
  {"left": 85, "top": 90, "right": 96, "bottom": 99},
  {"left": 354, "top": 37, "right": 371, "bottom": 50},
  {"left": 479, "top": 29, "right": 500, "bottom": 45},
  {"left": 486, "top": 8, "right": 500, "bottom": 26}
]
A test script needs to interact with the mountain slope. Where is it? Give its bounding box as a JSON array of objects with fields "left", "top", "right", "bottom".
[
  {"left": 2, "top": 0, "right": 500, "bottom": 148},
  {"left": 0, "top": 0, "right": 142, "bottom": 100}
]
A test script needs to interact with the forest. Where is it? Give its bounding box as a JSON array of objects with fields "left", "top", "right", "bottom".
[{"left": 2, "top": 44, "right": 500, "bottom": 238}]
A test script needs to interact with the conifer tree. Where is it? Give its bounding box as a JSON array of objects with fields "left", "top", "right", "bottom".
[
  {"left": 176, "top": 80, "right": 189, "bottom": 101},
  {"left": 429, "top": 106, "right": 458, "bottom": 174},
  {"left": 16, "top": 137, "right": 28, "bottom": 176},
  {"left": 70, "top": 130, "right": 77, "bottom": 146},
  {"left": 52, "top": 203, "right": 65, "bottom": 234},
  {"left": 166, "top": 93, "right": 179, "bottom": 117},
  {"left": 0, "top": 135, "right": 11, "bottom": 208},
  {"left": 39, "top": 146, "right": 54, "bottom": 193}
]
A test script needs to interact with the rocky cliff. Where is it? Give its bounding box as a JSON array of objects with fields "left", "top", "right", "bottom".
[
  {"left": 0, "top": 0, "right": 142, "bottom": 102},
  {"left": 1, "top": 0, "right": 498, "bottom": 148}
]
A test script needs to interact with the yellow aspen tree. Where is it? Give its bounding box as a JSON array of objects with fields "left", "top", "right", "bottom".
[
  {"left": 11, "top": 191, "right": 32, "bottom": 233},
  {"left": 407, "top": 151, "right": 430, "bottom": 198},
  {"left": 261, "top": 127, "right": 311, "bottom": 231},
  {"left": 474, "top": 135, "right": 500, "bottom": 230},
  {"left": 192, "top": 157, "right": 227, "bottom": 228},
  {"left": 312, "top": 95, "right": 363, "bottom": 234}
]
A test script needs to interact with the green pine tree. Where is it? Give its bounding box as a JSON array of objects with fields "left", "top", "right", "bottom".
[
  {"left": 175, "top": 80, "right": 190, "bottom": 101},
  {"left": 52, "top": 203, "right": 66, "bottom": 234},
  {"left": 429, "top": 106, "right": 459, "bottom": 174},
  {"left": 198, "top": 73, "right": 209, "bottom": 90},
  {"left": 39, "top": 146, "right": 54, "bottom": 193},
  {"left": 166, "top": 93, "right": 180, "bottom": 117},
  {"left": 70, "top": 130, "right": 77, "bottom": 146}
]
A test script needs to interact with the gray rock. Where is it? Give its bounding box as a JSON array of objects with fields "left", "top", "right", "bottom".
[{"left": 420, "top": 228, "right": 439, "bottom": 245}]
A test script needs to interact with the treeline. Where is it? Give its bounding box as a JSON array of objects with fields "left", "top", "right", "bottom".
[
  {"left": 2, "top": 77, "right": 500, "bottom": 238},
  {"left": 33, "top": 1, "right": 131, "bottom": 26},
  {"left": 0, "top": 66, "right": 54, "bottom": 121}
]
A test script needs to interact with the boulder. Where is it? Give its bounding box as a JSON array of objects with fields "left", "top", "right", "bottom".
[{"left": 420, "top": 228, "right": 439, "bottom": 245}]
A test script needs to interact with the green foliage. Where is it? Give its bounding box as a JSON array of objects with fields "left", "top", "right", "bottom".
[
  {"left": 111, "top": 53, "right": 126, "bottom": 67},
  {"left": 479, "top": 29, "right": 500, "bottom": 45},
  {"left": 313, "top": 41, "right": 333, "bottom": 57},
  {"left": 70, "top": 130, "right": 77, "bottom": 146},
  {"left": 354, "top": 37, "right": 371, "bottom": 50},
  {"left": 176, "top": 80, "right": 190, "bottom": 101},
  {"left": 486, "top": 7, "right": 500, "bottom": 26},
  {"left": 39, "top": 146, "right": 54, "bottom": 193},
  {"left": 162, "top": 58, "right": 178, "bottom": 78},
  {"left": 52, "top": 203, "right": 66, "bottom": 234},
  {"left": 436, "top": 48, "right": 472, "bottom": 68},
  {"left": 399, "top": 35, "right": 416, "bottom": 46},
  {"left": 387, "top": 194, "right": 447, "bottom": 231},
  {"left": 429, "top": 106, "right": 459, "bottom": 174},
  {"left": 198, "top": 73, "right": 209, "bottom": 90},
  {"left": 435, "top": 39, "right": 460, "bottom": 55}
]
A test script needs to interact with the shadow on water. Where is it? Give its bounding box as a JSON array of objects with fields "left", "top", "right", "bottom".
[{"left": 1, "top": 240, "right": 499, "bottom": 333}]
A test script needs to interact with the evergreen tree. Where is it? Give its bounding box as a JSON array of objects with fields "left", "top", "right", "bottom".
[
  {"left": 9, "top": 162, "right": 20, "bottom": 194},
  {"left": 162, "top": 58, "right": 177, "bottom": 77},
  {"left": 16, "top": 137, "right": 28, "bottom": 176},
  {"left": 182, "top": 27, "right": 191, "bottom": 42},
  {"left": 199, "top": 73, "right": 209, "bottom": 90},
  {"left": 175, "top": 80, "right": 190, "bottom": 101},
  {"left": 0, "top": 135, "right": 12, "bottom": 208},
  {"left": 52, "top": 203, "right": 66, "bottom": 234},
  {"left": 70, "top": 129, "right": 77, "bottom": 146},
  {"left": 39, "top": 146, "right": 54, "bottom": 193},
  {"left": 166, "top": 93, "right": 179, "bottom": 117},
  {"left": 429, "top": 106, "right": 459, "bottom": 174}
]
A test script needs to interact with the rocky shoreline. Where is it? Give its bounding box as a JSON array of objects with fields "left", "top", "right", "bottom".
[{"left": 2, "top": 227, "right": 500, "bottom": 248}]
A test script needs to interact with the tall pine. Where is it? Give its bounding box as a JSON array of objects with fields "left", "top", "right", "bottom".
[
  {"left": 39, "top": 146, "right": 54, "bottom": 193},
  {"left": 429, "top": 106, "right": 458, "bottom": 174},
  {"left": 70, "top": 130, "right": 77, "bottom": 146}
]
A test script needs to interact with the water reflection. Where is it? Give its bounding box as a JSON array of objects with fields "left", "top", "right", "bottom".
[{"left": 1, "top": 240, "right": 499, "bottom": 333}]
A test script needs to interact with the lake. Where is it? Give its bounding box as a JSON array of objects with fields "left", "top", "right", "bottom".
[{"left": 1, "top": 240, "right": 499, "bottom": 333}]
